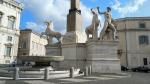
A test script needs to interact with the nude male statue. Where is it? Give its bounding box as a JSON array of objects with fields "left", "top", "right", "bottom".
[{"left": 97, "top": 7, "right": 117, "bottom": 40}]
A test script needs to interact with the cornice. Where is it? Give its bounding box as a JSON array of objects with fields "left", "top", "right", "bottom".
[
  {"left": 118, "top": 29, "right": 150, "bottom": 32},
  {"left": 115, "top": 17, "right": 150, "bottom": 22}
]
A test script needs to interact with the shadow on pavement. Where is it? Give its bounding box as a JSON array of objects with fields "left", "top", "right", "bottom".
[{"left": 5, "top": 80, "right": 29, "bottom": 84}]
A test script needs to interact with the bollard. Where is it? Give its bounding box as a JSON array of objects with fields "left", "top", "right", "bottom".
[
  {"left": 13, "top": 67, "right": 19, "bottom": 80},
  {"left": 84, "top": 66, "right": 88, "bottom": 76},
  {"left": 44, "top": 67, "right": 49, "bottom": 80},
  {"left": 70, "top": 67, "right": 74, "bottom": 78},
  {"left": 88, "top": 66, "right": 92, "bottom": 75}
]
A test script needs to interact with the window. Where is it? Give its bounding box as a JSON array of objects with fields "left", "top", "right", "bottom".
[
  {"left": 0, "top": 12, "right": 3, "bottom": 25},
  {"left": 32, "top": 41, "right": 35, "bottom": 49},
  {"left": 22, "top": 41, "right": 27, "bottom": 49},
  {"left": 5, "top": 60, "right": 10, "bottom": 64},
  {"left": 143, "top": 58, "right": 148, "bottom": 65},
  {"left": 5, "top": 47, "right": 11, "bottom": 56},
  {"left": 23, "top": 53, "right": 27, "bottom": 56},
  {"left": 7, "top": 36, "right": 12, "bottom": 41},
  {"left": 35, "top": 43, "right": 38, "bottom": 49},
  {"left": 7, "top": 16, "right": 15, "bottom": 29},
  {"left": 0, "top": 0, "right": 3, "bottom": 4},
  {"left": 139, "top": 35, "right": 149, "bottom": 45},
  {"left": 139, "top": 23, "right": 146, "bottom": 28}
]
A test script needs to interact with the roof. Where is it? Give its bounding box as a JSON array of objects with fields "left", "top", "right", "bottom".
[
  {"left": 20, "top": 29, "right": 47, "bottom": 39},
  {"left": 115, "top": 17, "right": 150, "bottom": 21},
  {"left": 2, "top": 0, "right": 23, "bottom": 9}
]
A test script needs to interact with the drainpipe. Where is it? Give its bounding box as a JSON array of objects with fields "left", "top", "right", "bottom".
[{"left": 124, "top": 20, "right": 128, "bottom": 67}]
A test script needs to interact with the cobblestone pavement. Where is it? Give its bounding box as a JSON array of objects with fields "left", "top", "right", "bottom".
[{"left": 0, "top": 72, "right": 150, "bottom": 84}]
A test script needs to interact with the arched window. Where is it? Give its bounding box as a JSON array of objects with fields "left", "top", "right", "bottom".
[
  {"left": 0, "top": 12, "right": 3, "bottom": 25},
  {"left": 139, "top": 35, "right": 149, "bottom": 45},
  {"left": 7, "top": 16, "right": 16, "bottom": 29}
]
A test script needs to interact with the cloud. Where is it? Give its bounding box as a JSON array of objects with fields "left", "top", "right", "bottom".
[
  {"left": 25, "top": 22, "right": 45, "bottom": 33},
  {"left": 17, "top": 0, "right": 96, "bottom": 34},
  {"left": 112, "top": 0, "right": 147, "bottom": 17}
]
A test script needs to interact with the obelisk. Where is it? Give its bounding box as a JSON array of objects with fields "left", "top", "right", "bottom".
[
  {"left": 62, "top": 0, "right": 86, "bottom": 44},
  {"left": 67, "top": 0, "right": 81, "bottom": 32},
  {"left": 60, "top": 0, "right": 86, "bottom": 69}
]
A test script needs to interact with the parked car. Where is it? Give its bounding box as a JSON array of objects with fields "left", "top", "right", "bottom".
[
  {"left": 121, "top": 66, "right": 129, "bottom": 71},
  {"left": 131, "top": 66, "right": 149, "bottom": 73},
  {"left": 9, "top": 60, "right": 17, "bottom": 67}
]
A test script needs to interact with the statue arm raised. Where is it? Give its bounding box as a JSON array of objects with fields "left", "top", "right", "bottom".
[{"left": 97, "top": 7, "right": 105, "bottom": 14}]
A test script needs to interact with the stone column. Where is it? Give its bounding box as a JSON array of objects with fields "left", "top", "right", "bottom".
[
  {"left": 44, "top": 67, "right": 49, "bottom": 80},
  {"left": 88, "top": 65, "right": 92, "bottom": 75},
  {"left": 71, "top": 0, "right": 80, "bottom": 9},
  {"left": 70, "top": 67, "right": 74, "bottom": 78},
  {"left": 84, "top": 66, "right": 88, "bottom": 76},
  {"left": 68, "top": 0, "right": 81, "bottom": 32},
  {"left": 13, "top": 67, "right": 19, "bottom": 80}
]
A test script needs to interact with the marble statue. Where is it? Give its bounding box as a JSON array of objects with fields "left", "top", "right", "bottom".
[
  {"left": 41, "top": 21, "right": 62, "bottom": 45},
  {"left": 85, "top": 7, "right": 100, "bottom": 40},
  {"left": 97, "top": 7, "right": 117, "bottom": 40}
]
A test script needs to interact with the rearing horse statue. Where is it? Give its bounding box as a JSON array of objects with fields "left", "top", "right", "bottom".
[
  {"left": 41, "top": 21, "right": 62, "bottom": 44},
  {"left": 85, "top": 7, "right": 100, "bottom": 40}
]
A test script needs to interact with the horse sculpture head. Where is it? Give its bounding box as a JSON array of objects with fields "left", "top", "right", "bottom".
[
  {"left": 44, "top": 21, "right": 54, "bottom": 33},
  {"left": 91, "top": 8, "right": 99, "bottom": 15}
]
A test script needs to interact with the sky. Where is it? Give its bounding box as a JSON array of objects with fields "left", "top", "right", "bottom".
[{"left": 17, "top": 0, "right": 150, "bottom": 33}]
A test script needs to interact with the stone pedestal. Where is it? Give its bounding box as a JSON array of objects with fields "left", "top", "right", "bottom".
[
  {"left": 62, "top": 31, "right": 86, "bottom": 44},
  {"left": 45, "top": 45, "right": 61, "bottom": 56},
  {"left": 70, "top": 67, "right": 74, "bottom": 78},
  {"left": 60, "top": 43, "right": 86, "bottom": 69},
  {"left": 13, "top": 67, "right": 19, "bottom": 80},
  {"left": 44, "top": 67, "right": 49, "bottom": 80},
  {"left": 86, "top": 40, "right": 121, "bottom": 73},
  {"left": 45, "top": 45, "right": 62, "bottom": 68}
]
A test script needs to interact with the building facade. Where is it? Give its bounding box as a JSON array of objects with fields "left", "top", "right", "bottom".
[
  {"left": 116, "top": 17, "right": 150, "bottom": 68},
  {"left": 0, "top": 0, "right": 22, "bottom": 64},
  {"left": 18, "top": 29, "right": 47, "bottom": 56}
]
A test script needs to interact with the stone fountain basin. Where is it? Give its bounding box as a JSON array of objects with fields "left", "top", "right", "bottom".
[
  {"left": 0, "top": 68, "right": 81, "bottom": 78},
  {"left": 17, "top": 56, "right": 64, "bottom": 62}
]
